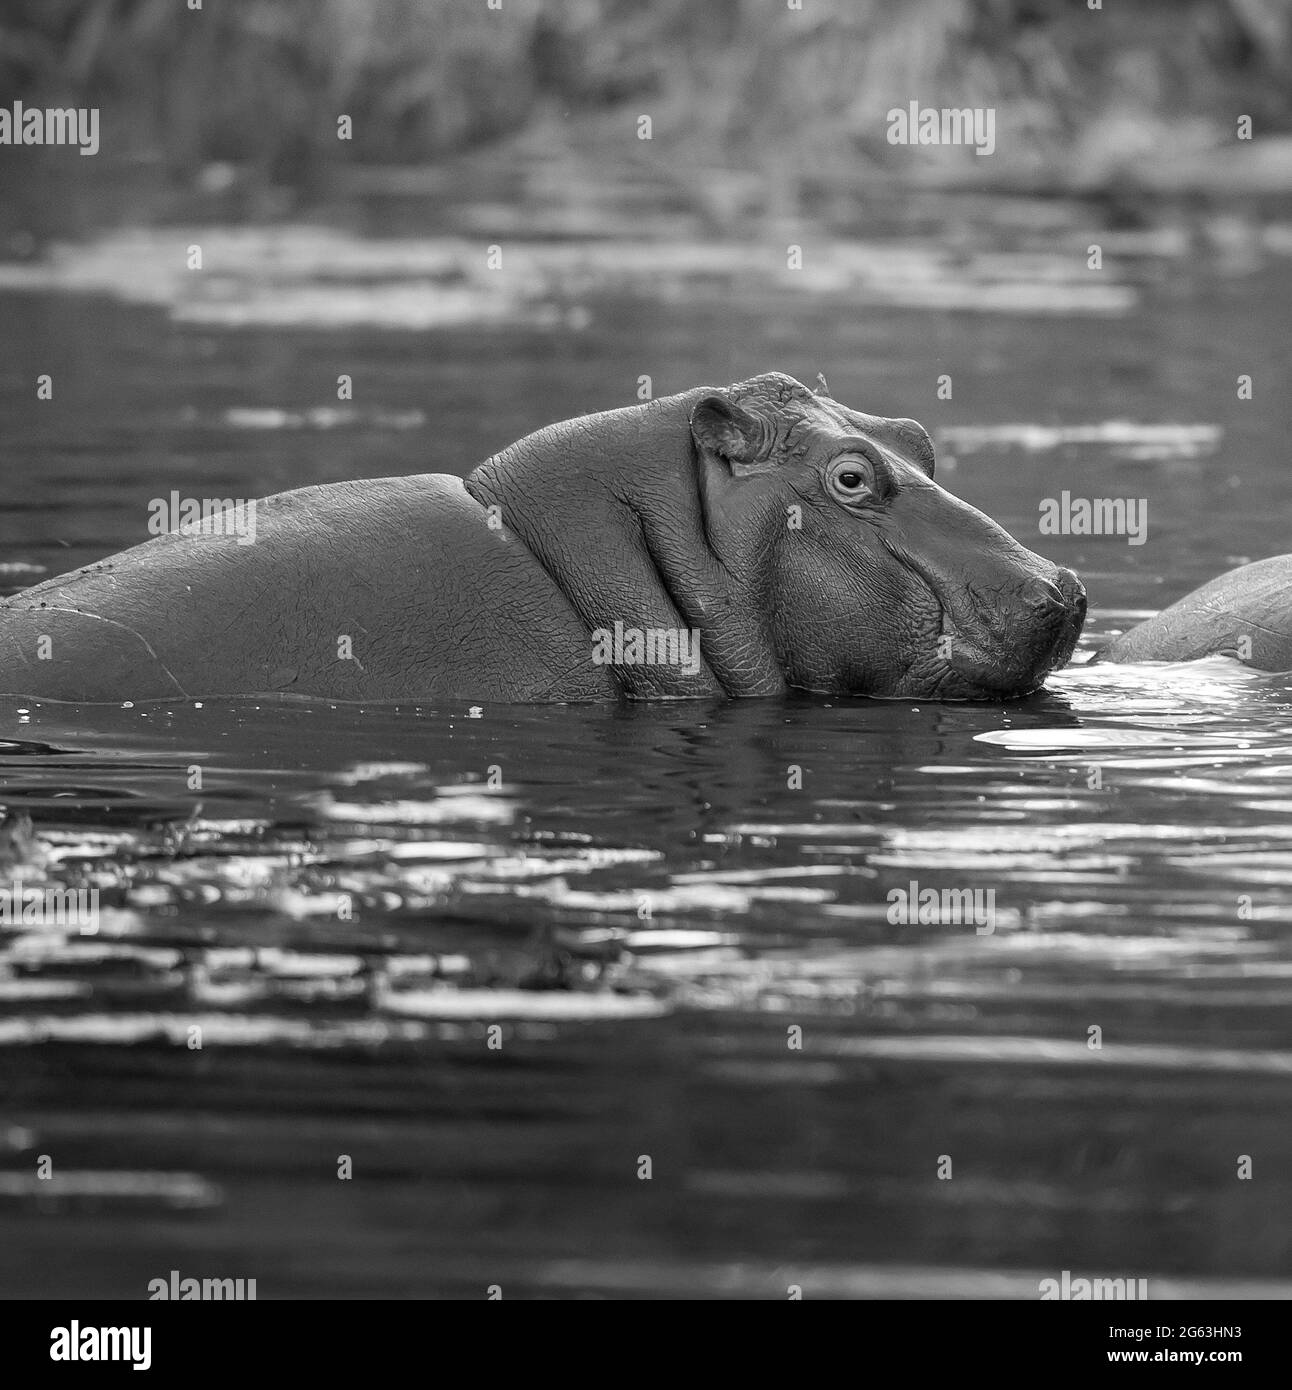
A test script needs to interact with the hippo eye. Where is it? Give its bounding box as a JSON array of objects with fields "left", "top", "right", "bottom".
[{"left": 827, "top": 456, "right": 878, "bottom": 504}]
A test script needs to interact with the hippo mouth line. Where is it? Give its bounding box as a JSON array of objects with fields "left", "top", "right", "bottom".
[
  {"left": 880, "top": 533, "right": 1085, "bottom": 700},
  {"left": 934, "top": 606, "right": 1084, "bottom": 700},
  {"left": 932, "top": 593, "right": 1084, "bottom": 699}
]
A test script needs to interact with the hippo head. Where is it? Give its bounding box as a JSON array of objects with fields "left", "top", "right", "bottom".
[
  {"left": 467, "top": 370, "right": 1085, "bottom": 701},
  {"left": 689, "top": 373, "right": 1086, "bottom": 699}
]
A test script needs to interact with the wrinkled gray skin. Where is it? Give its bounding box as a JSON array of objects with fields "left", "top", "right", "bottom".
[
  {"left": 0, "top": 372, "right": 1086, "bottom": 703},
  {"left": 1096, "top": 554, "right": 1292, "bottom": 671}
]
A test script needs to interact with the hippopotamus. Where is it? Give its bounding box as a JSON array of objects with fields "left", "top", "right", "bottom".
[
  {"left": 1096, "top": 554, "right": 1292, "bottom": 671},
  {"left": 0, "top": 372, "right": 1087, "bottom": 704}
]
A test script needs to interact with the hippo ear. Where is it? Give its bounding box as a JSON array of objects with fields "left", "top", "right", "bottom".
[{"left": 690, "top": 396, "right": 773, "bottom": 474}]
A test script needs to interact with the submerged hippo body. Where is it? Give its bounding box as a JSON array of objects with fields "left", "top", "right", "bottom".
[
  {"left": 1097, "top": 554, "right": 1292, "bottom": 672},
  {"left": 0, "top": 373, "right": 1086, "bottom": 703}
]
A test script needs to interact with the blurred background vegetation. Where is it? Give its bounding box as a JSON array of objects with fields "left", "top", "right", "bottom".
[{"left": 1, "top": 0, "right": 1290, "bottom": 232}]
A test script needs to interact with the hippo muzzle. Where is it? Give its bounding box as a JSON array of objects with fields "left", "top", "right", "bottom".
[{"left": 940, "top": 566, "right": 1087, "bottom": 697}]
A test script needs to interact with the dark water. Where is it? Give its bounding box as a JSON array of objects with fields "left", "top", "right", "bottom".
[{"left": 1, "top": 236, "right": 1291, "bottom": 1298}]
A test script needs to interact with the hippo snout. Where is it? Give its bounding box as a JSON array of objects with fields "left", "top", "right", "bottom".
[
  {"left": 1025, "top": 568, "right": 1087, "bottom": 645},
  {"left": 1039, "top": 564, "right": 1087, "bottom": 655},
  {"left": 1024, "top": 575, "right": 1070, "bottom": 617},
  {"left": 1045, "top": 567, "right": 1088, "bottom": 646},
  {"left": 1052, "top": 567, "right": 1088, "bottom": 620},
  {"left": 948, "top": 565, "right": 1086, "bottom": 694}
]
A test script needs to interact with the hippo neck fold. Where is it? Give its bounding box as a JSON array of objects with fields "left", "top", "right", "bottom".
[{"left": 464, "top": 390, "right": 786, "bottom": 698}]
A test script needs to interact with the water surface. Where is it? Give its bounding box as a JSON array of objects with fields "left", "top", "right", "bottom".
[{"left": 1, "top": 225, "right": 1290, "bottom": 1298}]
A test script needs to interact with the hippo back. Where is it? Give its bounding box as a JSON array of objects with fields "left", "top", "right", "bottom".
[
  {"left": 1097, "top": 554, "right": 1292, "bottom": 671},
  {"left": 0, "top": 475, "right": 615, "bottom": 702}
]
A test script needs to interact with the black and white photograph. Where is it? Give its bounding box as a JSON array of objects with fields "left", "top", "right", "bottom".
[{"left": 0, "top": 0, "right": 1288, "bottom": 1352}]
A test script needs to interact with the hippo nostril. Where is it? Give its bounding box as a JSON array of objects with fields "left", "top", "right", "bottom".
[
  {"left": 1026, "top": 568, "right": 1087, "bottom": 621},
  {"left": 1025, "top": 578, "right": 1068, "bottom": 616},
  {"left": 1053, "top": 567, "right": 1088, "bottom": 618}
]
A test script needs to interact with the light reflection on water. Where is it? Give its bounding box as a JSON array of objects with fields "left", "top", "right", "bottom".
[
  {"left": 1, "top": 254, "right": 1291, "bottom": 1296},
  {"left": 0, "top": 646, "right": 1289, "bottom": 1295}
]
